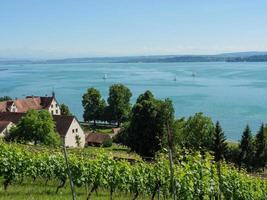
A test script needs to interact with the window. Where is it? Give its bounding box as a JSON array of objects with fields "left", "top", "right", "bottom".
[
  {"left": 76, "top": 128, "right": 78, "bottom": 133},
  {"left": 51, "top": 111, "right": 54, "bottom": 114},
  {"left": 51, "top": 105, "right": 53, "bottom": 108},
  {"left": 56, "top": 110, "right": 58, "bottom": 114},
  {"left": 56, "top": 104, "right": 58, "bottom": 107},
  {"left": 72, "top": 129, "right": 75, "bottom": 133}
]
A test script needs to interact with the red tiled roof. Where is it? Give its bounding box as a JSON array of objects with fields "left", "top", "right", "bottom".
[
  {"left": 0, "top": 101, "right": 8, "bottom": 112},
  {"left": 0, "top": 121, "right": 12, "bottom": 133},
  {"left": 0, "top": 112, "right": 75, "bottom": 137},
  {"left": 0, "top": 96, "right": 55, "bottom": 113},
  {"left": 86, "top": 133, "right": 111, "bottom": 144}
]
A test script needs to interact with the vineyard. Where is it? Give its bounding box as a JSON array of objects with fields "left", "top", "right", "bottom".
[{"left": 0, "top": 141, "right": 266, "bottom": 200}]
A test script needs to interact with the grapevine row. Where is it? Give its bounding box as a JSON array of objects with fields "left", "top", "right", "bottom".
[{"left": 0, "top": 141, "right": 266, "bottom": 200}]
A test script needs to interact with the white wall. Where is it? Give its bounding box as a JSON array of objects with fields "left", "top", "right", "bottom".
[
  {"left": 49, "top": 99, "right": 61, "bottom": 115},
  {"left": 64, "top": 118, "right": 85, "bottom": 147},
  {"left": 0, "top": 122, "right": 14, "bottom": 138}
]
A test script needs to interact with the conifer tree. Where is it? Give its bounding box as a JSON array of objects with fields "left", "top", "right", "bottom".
[
  {"left": 239, "top": 125, "right": 254, "bottom": 171},
  {"left": 254, "top": 123, "right": 267, "bottom": 171},
  {"left": 212, "top": 121, "right": 227, "bottom": 162},
  {"left": 212, "top": 121, "right": 227, "bottom": 200}
]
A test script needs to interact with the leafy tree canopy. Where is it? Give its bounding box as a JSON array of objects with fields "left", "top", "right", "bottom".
[
  {"left": 107, "top": 84, "right": 132, "bottom": 127},
  {"left": 82, "top": 88, "right": 106, "bottom": 125},
  {"left": 126, "top": 90, "right": 174, "bottom": 157},
  {"left": 60, "top": 104, "right": 71, "bottom": 116},
  {"left": 176, "top": 112, "right": 215, "bottom": 151},
  {"left": 7, "top": 110, "right": 61, "bottom": 146},
  {"left": 0, "top": 96, "right": 12, "bottom": 102}
]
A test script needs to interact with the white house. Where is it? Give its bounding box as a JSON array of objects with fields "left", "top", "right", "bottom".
[
  {"left": 0, "top": 121, "right": 14, "bottom": 138},
  {"left": 0, "top": 95, "right": 61, "bottom": 115},
  {"left": 53, "top": 115, "right": 85, "bottom": 147},
  {"left": 0, "top": 112, "right": 85, "bottom": 147}
]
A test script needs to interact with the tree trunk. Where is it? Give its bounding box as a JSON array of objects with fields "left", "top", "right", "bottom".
[
  {"left": 56, "top": 178, "right": 66, "bottom": 194},
  {"left": 132, "top": 191, "right": 139, "bottom": 200},
  {"left": 110, "top": 187, "right": 113, "bottom": 200},
  {"left": 86, "top": 184, "right": 98, "bottom": 200}
]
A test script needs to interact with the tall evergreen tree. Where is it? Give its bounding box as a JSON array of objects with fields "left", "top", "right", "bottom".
[
  {"left": 212, "top": 121, "right": 227, "bottom": 200},
  {"left": 254, "top": 123, "right": 267, "bottom": 170},
  {"left": 212, "top": 121, "right": 227, "bottom": 162},
  {"left": 239, "top": 125, "right": 254, "bottom": 171}
]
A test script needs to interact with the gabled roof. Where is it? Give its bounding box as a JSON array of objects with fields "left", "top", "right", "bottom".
[
  {"left": 0, "top": 121, "right": 13, "bottom": 133},
  {"left": 0, "top": 96, "right": 56, "bottom": 113},
  {"left": 0, "top": 112, "right": 75, "bottom": 137},
  {"left": 86, "top": 133, "right": 111, "bottom": 144},
  {"left": 0, "top": 112, "right": 25, "bottom": 124},
  {"left": 52, "top": 115, "right": 75, "bottom": 137}
]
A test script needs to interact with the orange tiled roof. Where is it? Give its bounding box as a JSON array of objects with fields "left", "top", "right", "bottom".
[{"left": 0, "top": 97, "right": 54, "bottom": 113}]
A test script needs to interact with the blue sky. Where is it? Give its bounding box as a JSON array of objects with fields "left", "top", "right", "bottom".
[{"left": 1, "top": 0, "right": 267, "bottom": 58}]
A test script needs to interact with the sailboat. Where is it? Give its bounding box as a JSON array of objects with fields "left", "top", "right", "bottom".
[
  {"left": 191, "top": 72, "right": 196, "bottom": 77},
  {"left": 173, "top": 76, "right": 177, "bottom": 81},
  {"left": 103, "top": 74, "right": 108, "bottom": 80}
]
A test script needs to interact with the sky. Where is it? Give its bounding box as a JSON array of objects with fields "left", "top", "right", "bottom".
[{"left": 1, "top": 0, "right": 267, "bottom": 58}]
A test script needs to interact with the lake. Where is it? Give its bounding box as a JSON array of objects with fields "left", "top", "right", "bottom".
[{"left": 0, "top": 62, "right": 267, "bottom": 140}]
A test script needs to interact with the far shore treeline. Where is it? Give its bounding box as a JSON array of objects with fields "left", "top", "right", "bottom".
[{"left": 81, "top": 83, "right": 267, "bottom": 172}]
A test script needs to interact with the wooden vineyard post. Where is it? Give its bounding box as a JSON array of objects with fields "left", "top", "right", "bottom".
[
  {"left": 166, "top": 122, "right": 177, "bottom": 200},
  {"left": 63, "top": 144, "right": 77, "bottom": 200}
]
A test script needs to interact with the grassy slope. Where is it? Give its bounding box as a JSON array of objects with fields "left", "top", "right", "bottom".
[
  {"left": 0, "top": 179, "right": 149, "bottom": 200},
  {"left": 14, "top": 143, "right": 141, "bottom": 161}
]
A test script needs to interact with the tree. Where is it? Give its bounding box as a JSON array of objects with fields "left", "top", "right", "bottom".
[
  {"left": 178, "top": 113, "right": 215, "bottom": 151},
  {"left": 0, "top": 96, "right": 12, "bottom": 102},
  {"left": 107, "top": 84, "right": 132, "bottom": 127},
  {"left": 82, "top": 88, "right": 106, "bottom": 125},
  {"left": 7, "top": 110, "right": 61, "bottom": 146},
  {"left": 126, "top": 91, "right": 174, "bottom": 157},
  {"left": 239, "top": 125, "right": 254, "bottom": 171},
  {"left": 212, "top": 121, "right": 228, "bottom": 162},
  {"left": 254, "top": 124, "right": 267, "bottom": 170},
  {"left": 75, "top": 135, "right": 81, "bottom": 147},
  {"left": 60, "top": 104, "right": 71, "bottom": 116},
  {"left": 212, "top": 121, "right": 227, "bottom": 200}
]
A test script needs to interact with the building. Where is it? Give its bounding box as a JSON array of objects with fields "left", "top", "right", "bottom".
[
  {"left": 0, "top": 112, "right": 85, "bottom": 147},
  {"left": 0, "top": 95, "right": 61, "bottom": 115},
  {"left": 53, "top": 115, "right": 85, "bottom": 147},
  {"left": 0, "top": 121, "right": 14, "bottom": 138},
  {"left": 86, "top": 133, "right": 111, "bottom": 146}
]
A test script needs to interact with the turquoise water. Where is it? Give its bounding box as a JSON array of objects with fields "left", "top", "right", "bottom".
[{"left": 1, "top": 62, "right": 267, "bottom": 140}]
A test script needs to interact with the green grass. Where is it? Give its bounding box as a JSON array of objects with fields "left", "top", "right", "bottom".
[
  {"left": 0, "top": 179, "right": 149, "bottom": 200},
  {"left": 96, "top": 128, "right": 113, "bottom": 134},
  {"left": 81, "top": 123, "right": 115, "bottom": 134}
]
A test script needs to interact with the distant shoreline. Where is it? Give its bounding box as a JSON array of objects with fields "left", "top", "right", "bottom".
[{"left": 1, "top": 51, "right": 267, "bottom": 65}]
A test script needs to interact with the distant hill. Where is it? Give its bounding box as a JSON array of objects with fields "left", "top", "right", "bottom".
[
  {"left": 1, "top": 51, "right": 267, "bottom": 64},
  {"left": 218, "top": 51, "right": 267, "bottom": 57},
  {"left": 226, "top": 54, "right": 267, "bottom": 62}
]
